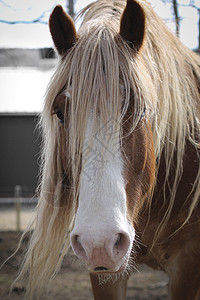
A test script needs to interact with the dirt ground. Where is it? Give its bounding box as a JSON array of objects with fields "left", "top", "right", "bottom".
[{"left": 0, "top": 231, "right": 168, "bottom": 300}]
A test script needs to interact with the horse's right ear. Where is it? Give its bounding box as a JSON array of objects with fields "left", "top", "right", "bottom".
[
  {"left": 120, "top": 0, "right": 145, "bottom": 51},
  {"left": 49, "top": 5, "right": 77, "bottom": 56}
]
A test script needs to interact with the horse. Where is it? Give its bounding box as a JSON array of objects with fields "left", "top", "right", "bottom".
[{"left": 15, "top": 0, "right": 200, "bottom": 299}]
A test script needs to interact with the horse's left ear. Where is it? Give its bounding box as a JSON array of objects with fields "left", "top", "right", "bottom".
[
  {"left": 49, "top": 5, "right": 77, "bottom": 56},
  {"left": 120, "top": 0, "right": 145, "bottom": 51}
]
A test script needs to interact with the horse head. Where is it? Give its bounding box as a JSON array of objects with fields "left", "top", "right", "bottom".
[{"left": 49, "top": 0, "right": 155, "bottom": 274}]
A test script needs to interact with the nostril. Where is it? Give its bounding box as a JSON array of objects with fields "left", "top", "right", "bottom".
[
  {"left": 113, "top": 232, "right": 131, "bottom": 258},
  {"left": 70, "top": 234, "right": 86, "bottom": 259},
  {"left": 114, "top": 233, "right": 122, "bottom": 247}
]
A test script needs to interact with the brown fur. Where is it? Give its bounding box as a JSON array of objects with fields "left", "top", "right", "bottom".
[
  {"left": 136, "top": 141, "right": 200, "bottom": 299},
  {"left": 122, "top": 118, "right": 155, "bottom": 225}
]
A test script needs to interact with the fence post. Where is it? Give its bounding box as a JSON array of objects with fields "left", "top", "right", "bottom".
[{"left": 14, "top": 185, "right": 22, "bottom": 231}]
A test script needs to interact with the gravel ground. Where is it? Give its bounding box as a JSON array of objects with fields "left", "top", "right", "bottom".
[{"left": 0, "top": 209, "right": 168, "bottom": 299}]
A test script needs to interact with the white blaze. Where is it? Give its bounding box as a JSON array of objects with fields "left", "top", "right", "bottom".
[{"left": 72, "top": 114, "right": 135, "bottom": 246}]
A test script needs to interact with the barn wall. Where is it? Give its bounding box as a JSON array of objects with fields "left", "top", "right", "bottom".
[{"left": 0, "top": 114, "right": 41, "bottom": 198}]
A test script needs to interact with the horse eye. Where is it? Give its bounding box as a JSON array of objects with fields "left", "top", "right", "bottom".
[{"left": 55, "top": 109, "right": 64, "bottom": 124}]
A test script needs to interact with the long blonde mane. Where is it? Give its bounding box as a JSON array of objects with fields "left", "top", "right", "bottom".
[{"left": 15, "top": 0, "right": 200, "bottom": 297}]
